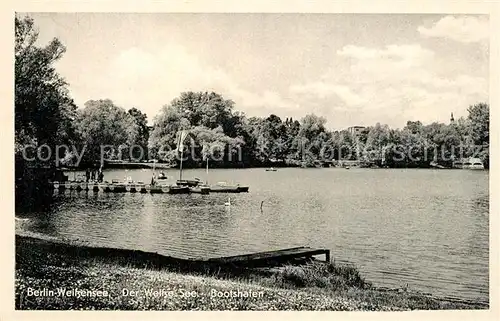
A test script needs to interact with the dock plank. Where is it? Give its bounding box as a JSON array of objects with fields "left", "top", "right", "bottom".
[{"left": 208, "top": 247, "right": 330, "bottom": 265}]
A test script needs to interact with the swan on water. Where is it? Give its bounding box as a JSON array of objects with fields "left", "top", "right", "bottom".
[{"left": 224, "top": 198, "right": 231, "bottom": 206}]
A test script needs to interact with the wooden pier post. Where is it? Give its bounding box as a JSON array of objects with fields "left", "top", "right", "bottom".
[{"left": 325, "top": 250, "right": 330, "bottom": 263}]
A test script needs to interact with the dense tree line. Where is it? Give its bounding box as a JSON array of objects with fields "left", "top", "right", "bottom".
[
  {"left": 15, "top": 15, "right": 490, "bottom": 175},
  {"left": 146, "top": 92, "right": 489, "bottom": 169},
  {"left": 15, "top": 15, "right": 78, "bottom": 210}
]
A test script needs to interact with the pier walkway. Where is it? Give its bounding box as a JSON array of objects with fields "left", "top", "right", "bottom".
[{"left": 208, "top": 246, "right": 330, "bottom": 267}]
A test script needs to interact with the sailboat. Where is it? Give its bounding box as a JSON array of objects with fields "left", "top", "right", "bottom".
[
  {"left": 163, "top": 130, "right": 190, "bottom": 194},
  {"left": 182, "top": 149, "right": 211, "bottom": 194}
]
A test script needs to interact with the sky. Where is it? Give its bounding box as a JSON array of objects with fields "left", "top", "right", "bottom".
[{"left": 24, "top": 13, "right": 489, "bottom": 129}]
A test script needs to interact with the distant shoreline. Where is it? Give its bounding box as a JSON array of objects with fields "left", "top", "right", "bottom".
[{"left": 64, "top": 162, "right": 488, "bottom": 171}]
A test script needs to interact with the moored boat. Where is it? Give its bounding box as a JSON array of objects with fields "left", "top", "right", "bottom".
[
  {"left": 168, "top": 185, "right": 191, "bottom": 194},
  {"left": 237, "top": 185, "right": 249, "bottom": 192},
  {"left": 136, "top": 182, "right": 147, "bottom": 193},
  {"left": 149, "top": 186, "right": 163, "bottom": 193},
  {"left": 190, "top": 185, "right": 210, "bottom": 194},
  {"left": 176, "top": 178, "right": 202, "bottom": 187},
  {"left": 453, "top": 157, "right": 485, "bottom": 170},
  {"left": 109, "top": 179, "right": 127, "bottom": 192},
  {"left": 100, "top": 183, "right": 112, "bottom": 193},
  {"left": 125, "top": 183, "right": 137, "bottom": 193},
  {"left": 89, "top": 182, "right": 99, "bottom": 192},
  {"left": 209, "top": 182, "right": 249, "bottom": 193},
  {"left": 430, "top": 161, "right": 449, "bottom": 169}
]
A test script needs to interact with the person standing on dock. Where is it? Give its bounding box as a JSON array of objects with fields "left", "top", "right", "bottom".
[
  {"left": 151, "top": 173, "right": 156, "bottom": 187},
  {"left": 98, "top": 169, "right": 104, "bottom": 183}
]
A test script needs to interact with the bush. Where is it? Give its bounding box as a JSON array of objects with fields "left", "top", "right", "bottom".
[{"left": 270, "top": 262, "right": 371, "bottom": 291}]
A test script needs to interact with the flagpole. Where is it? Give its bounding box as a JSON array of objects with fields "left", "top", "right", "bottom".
[
  {"left": 178, "top": 130, "right": 185, "bottom": 181},
  {"left": 179, "top": 148, "right": 183, "bottom": 181}
]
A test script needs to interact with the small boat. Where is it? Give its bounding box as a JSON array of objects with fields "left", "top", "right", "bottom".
[
  {"left": 453, "top": 157, "right": 485, "bottom": 170},
  {"left": 157, "top": 172, "right": 168, "bottom": 180},
  {"left": 237, "top": 185, "right": 249, "bottom": 192},
  {"left": 167, "top": 185, "right": 191, "bottom": 194},
  {"left": 430, "top": 161, "right": 448, "bottom": 169},
  {"left": 136, "top": 182, "right": 147, "bottom": 193},
  {"left": 209, "top": 182, "right": 249, "bottom": 193},
  {"left": 110, "top": 179, "right": 127, "bottom": 192},
  {"left": 190, "top": 185, "right": 210, "bottom": 194},
  {"left": 100, "top": 183, "right": 111, "bottom": 193},
  {"left": 125, "top": 183, "right": 137, "bottom": 193},
  {"left": 70, "top": 182, "right": 80, "bottom": 190},
  {"left": 149, "top": 185, "right": 164, "bottom": 194},
  {"left": 345, "top": 166, "right": 350, "bottom": 170},
  {"left": 89, "top": 183, "right": 99, "bottom": 192},
  {"left": 176, "top": 178, "right": 202, "bottom": 187},
  {"left": 266, "top": 167, "right": 277, "bottom": 172}
]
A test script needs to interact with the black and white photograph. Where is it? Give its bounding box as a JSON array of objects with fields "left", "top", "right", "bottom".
[{"left": 8, "top": 1, "right": 496, "bottom": 315}]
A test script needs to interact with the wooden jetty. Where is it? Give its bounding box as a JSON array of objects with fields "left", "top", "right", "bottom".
[
  {"left": 53, "top": 179, "right": 249, "bottom": 195},
  {"left": 207, "top": 246, "right": 330, "bottom": 267},
  {"left": 51, "top": 181, "right": 191, "bottom": 194}
]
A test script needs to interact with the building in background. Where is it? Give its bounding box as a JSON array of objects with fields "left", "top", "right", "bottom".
[{"left": 347, "top": 126, "right": 366, "bottom": 136}]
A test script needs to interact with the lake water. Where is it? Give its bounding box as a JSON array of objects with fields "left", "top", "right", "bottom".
[{"left": 18, "top": 168, "right": 489, "bottom": 303}]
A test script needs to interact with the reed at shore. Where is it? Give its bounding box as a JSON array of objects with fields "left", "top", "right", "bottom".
[{"left": 14, "top": 232, "right": 487, "bottom": 311}]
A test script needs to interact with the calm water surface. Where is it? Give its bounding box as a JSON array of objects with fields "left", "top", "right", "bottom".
[{"left": 19, "top": 168, "right": 489, "bottom": 302}]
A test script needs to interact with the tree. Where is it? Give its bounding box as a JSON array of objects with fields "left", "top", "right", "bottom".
[
  {"left": 292, "top": 114, "right": 329, "bottom": 165},
  {"left": 405, "top": 121, "right": 423, "bottom": 135},
  {"left": 15, "top": 14, "right": 77, "bottom": 157},
  {"left": 128, "top": 107, "right": 149, "bottom": 161},
  {"left": 169, "top": 91, "right": 236, "bottom": 133},
  {"left": 467, "top": 102, "right": 489, "bottom": 167},
  {"left": 364, "top": 123, "right": 390, "bottom": 163},
  {"left": 15, "top": 15, "right": 78, "bottom": 211},
  {"left": 149, "top": 91, "right": 247, "bottom": 167},
  {"left": 75, "top": 99, "right": 138, "bottom": 165},
  {"left": 468, "top": 103, "right": 489, "bottom": 145}
]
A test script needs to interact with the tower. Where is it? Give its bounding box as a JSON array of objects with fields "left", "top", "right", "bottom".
[{"left": 450, "top": 112, "right": 455, "bottom": 124}]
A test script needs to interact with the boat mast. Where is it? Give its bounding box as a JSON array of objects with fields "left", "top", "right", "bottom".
[
  {"left": 179, "top": 148, "right": 183, "bottom": 181},
  {"left": 206, "top": 157, "right": 209, "bottom": 184}
]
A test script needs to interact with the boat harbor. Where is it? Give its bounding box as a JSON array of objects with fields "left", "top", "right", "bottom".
[{"left": 51, "top": 180, "right": 249, "bottom": 195}]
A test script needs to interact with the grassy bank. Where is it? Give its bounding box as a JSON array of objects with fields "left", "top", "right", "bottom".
[{"left": 15, "top": 233, "right": 487, "bottom": 311}]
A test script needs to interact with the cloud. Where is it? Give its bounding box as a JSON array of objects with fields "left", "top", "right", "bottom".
[
  {"left": 417, "top": 15, "right": 489, "bottom": 43},
  {"left": 72, "top": 41, "right": 487, "bottom": 130},
  {"left": 290, "top": 82, "right": 366, "bottom": 105},
  {"left": 85, "top": 44, "right": 293, "bottom": 121},
  {"left": 290, "top": 42, "right": 488, "bottom": 128},
  {"left": 337, "top": 44, "right": 434, "bottom": 62}
]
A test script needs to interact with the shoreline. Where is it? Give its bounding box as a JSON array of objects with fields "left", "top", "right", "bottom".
[
  {"left": 65, "top": 163, "right": 489, "bottom": 171},
  {"left": 15, "top": 232, "right": 488, "bottom": 310}
]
